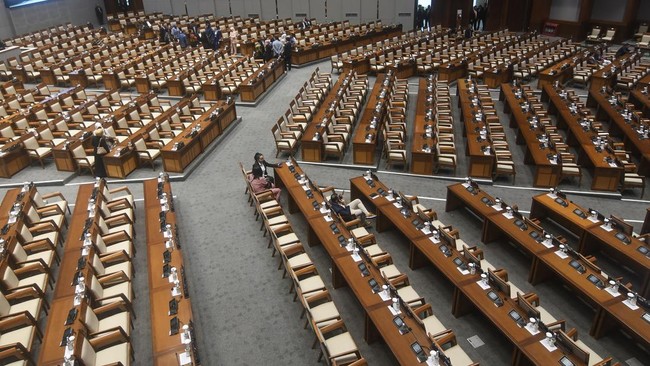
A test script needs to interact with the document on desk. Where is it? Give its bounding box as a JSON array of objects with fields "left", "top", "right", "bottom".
[
  {"left": 587, "top": 216, "right": 600, "bottom": 223},
  {"left": 623, "top": 299, "right": 640, "bottom": 310},
  {"left": 179, "top": 352, "right": 192, "bottom": 366},
  {"left": 388, "top": 305, "right": 402, "bottom": 316},
  {"left": 351, "top": 252, "right": 362, "bottom": 262},
  {"left": 393, "top": 202, "right": 402, "bottom": 209},
  {"left": 547, "top": 193, "right": 557, "bottom": 199},
  {"left": 604, "top": 286, "right": 621, "bottom": 297},
  {"left": 491, "top": 204, "right": 502, "bottom": 211},
  {"left": 539, "top": 337, "right": 557, "bottom": 351},
  {"left": 599, "top": 224, "right": 614, "bottom": 232},
  {"left": 502, "top": 212, "right": 514, "bottom": 219},
  {"left": 429, "top": 236, "right": 440, "bottom": 244},
  {"left": 476, "top": 280, "right": 490, "bottom": 290},
  {"left": 541, "top": 240, "right": 554, "bottom": 249},
  {"left": 302, "top": 184, "right": 310, "bottom": 191},
  {"left": 379, "top": 291, "right": 391, "bottom": 301},
  {"left": 457, "top": 267, "right": 470, "bottom": 275},
  {"left": 554, "top": 250, "right": 569, "bottom": 259},
  {"left": 324, "top": 215, "right": 333, "bottom": 222},
  {"left": 421, "top": 227, "right": 432, "bottom": 235}
]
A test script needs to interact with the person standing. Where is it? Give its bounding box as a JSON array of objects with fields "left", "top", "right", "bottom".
[
  {"left": 92, "top": 128, "right": 111, "bottom": 178},
  {"left": 213, "top": 26, "right": 223, "bottom": 50},
  {"left": 264, "top": 39, "right": 273, "bottom": 61},
  {"left": 272, "top": 36, "right": 284, "bottom": 59},
  {"left": 252, "top": 152, "right": 281, "bottom": 184},
  {"left": 478, "top": 4, "right": 488, "bottom": 31},
  {"left": 229, "top": 26, "right": 238, "bottom": 54},
  {"left": 205, "top": 22, "right": 215, "bottom": 49},
  {"left": 283, "top": 36, "right": 293, "bottom": 71}
]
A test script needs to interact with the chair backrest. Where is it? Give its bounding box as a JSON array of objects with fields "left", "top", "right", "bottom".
[
  {"left": 2, "top": 267, "right": 19, "bottom": 288},
  {"left": 84, "top": 306, "right": 100, "bottom": 334},
  {"left": 80, "top": 336, "right": 97, "bottom": 366},
  {"left": 1, "top": 126, "right": 15, "bottom": 138},
  {"left": 24, "top": 136, "right": 39, "bottom": 150},
  {"left": 134, "top": 137, "right": 147, "bottom": 152},
  {"left": 72, "top": 145, "right": 86, "bottom": 159},
  {"left": 12, "top": 242, "right": 28, "bottom": 262},
  {"left": 0, "top": 292, "right": 10, "bottom": 315}
]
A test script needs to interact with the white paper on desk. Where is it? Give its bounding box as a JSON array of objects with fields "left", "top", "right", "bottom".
[
  {"left": 429, "top": 236, "right": 440, "bottom": 244},
  {"left": 421, "top": 227, "right": 432, "bottom": 235},
  {"left": 540, "top": 338, "right": 557, "bottom": 351},
  {"left": 604, "top": 287, "right": 621, "bottom": 297},
  {"left": 179, "top": 352, "right": 192, "bottom": 366},
  {"left": 386, "top": 196, "right": 395, "bottom": 202},
  {"left": 180, "top": 332, "right": 191, "bottom": 345},
  {"left": 491, "top": 204, "right": 502, "bottom": 211},
  {"left": 388, "top": 305, "right": 402, "bottom": 316},
  {"left": 324, "top": 215, "right": 333, "bottom": 222},
  {"left": 371, "top": 194, "right": 380, "bottom": 200},
  {"left": 554, "top": 250, "right": 569, "bottom": 259},
  {"left": 8, "top": 216, "right": 16, "bottom": 224},
  {"left": 302, "top": 184, "right": 310, "bottom": 191},
  {"left": 393, "top": 202, "right": 402, "bottom": 209},
  {"left": 525, "top": 323, "right": 541, "bottom": 335},
  {"left": 462, "top": 182, "right": 471, "bottom": 188},
  {"left": 600, "top": 224, "right": 614, "bottom": 232},
  {"left": 171, "top": 287, "right": 182, "bottom": 297},
  {"left": 319, "top": 207, "right": 330, "bottom": 214},
  {"left": 502, "top": 212, "right": 514, "bottom": 220},
  {"left": 351, "top": 252, "right": 362, "bottom": 262},
  {"left": 286, "top": 161, "right": 293, "bottom": 167},
  {"left": 379, "top": 291, "right": 391, "bottom": 301},
  {"left": 623, "top": 299, "right": 640, "bottom": 310},
  {"left": 609, "top": 162, "right": 618, "bottom": 168},
  {"left": 365, "top": 139, "right": 371, "bottom": 143},
  {"left": 547, "top": 193, "right": 557, "bottom": 199},
  {"left": 476, "top": 280, "right": 490, "bottom": 290},
  {"left": 457, "top": 267, "right": 470, "bottom": 275},
  {"left": 541, "top": 239, "right": 554, "bottom": 249},
  {"left": 164, "top": 231, "right": 172, "bottom": 239},
  {"left": 587, "top": 216, "right": 600, "bottom": 223}
]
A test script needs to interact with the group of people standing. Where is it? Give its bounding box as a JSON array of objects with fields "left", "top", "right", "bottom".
[
  {"left": 255, "top": 33, "right": 296, "bottom": 71},
  {"left": 469, "top": 3, "right": 488, "bottom": 31},
  {"left": 158, "top": 22, "right": 241, "bottom": 54},
  {"left": 416, "top": 5, "right": 432, "bottom": 31}
]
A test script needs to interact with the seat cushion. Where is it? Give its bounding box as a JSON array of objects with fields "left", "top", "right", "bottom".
[
  {"left": 299, "top": 276, "right": 325, "bottom": 294},
  {"left": 422, "top": 315, "right": 445, "bottom": 335},
  {"left": 324, "top": 332, "right": 358, "bottom": 360},
  {"left": 444, "top": 345, "right": 474, "bottom": 366},
  {"left": 309, "top": 302, "right": 340, "bottom": 327},
  {"left": 95, "top": 342, "right": 130, "bottom": 366},
  {"left": 0, "top": 325, "right": 34, "bottom": 350}
]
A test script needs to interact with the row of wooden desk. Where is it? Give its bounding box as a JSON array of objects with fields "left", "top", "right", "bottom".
[
  {"left": 275, "top": 161, "right": 463, "bottom": 365},
  {"left": 446, "top": 182, "right": 650, "bottom": 354},
  {"left": 144, "top": 176, "right": 198, "bottom": 365},
  {"left": 590, "top": 89, "right": 650, "bottom": 177},
  {"left": 541, "top": 83, "right": 624, "bottom": 191},
  {"left": 352, "top": 73, "right": 389, "bottom": 165},
  {"left": 350, "top": 176, "right": 608, "bottom": 365}
]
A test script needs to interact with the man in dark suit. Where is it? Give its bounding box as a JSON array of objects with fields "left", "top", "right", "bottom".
[{"left": 252, "top": 152, "right": 281, "bottom": 184}]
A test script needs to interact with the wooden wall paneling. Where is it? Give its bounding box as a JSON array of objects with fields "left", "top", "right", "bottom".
[
  {"left": 528, "top": 0, "right": 551, "bottom": 32},
  {"left": 329, "top": 0, "right": 345, "bottom": 24},
  {"left": 229, "top": 0, "right": 246, "bottom": 17}
]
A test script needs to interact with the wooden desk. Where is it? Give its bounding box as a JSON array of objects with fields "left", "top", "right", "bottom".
[
  {"left": 104, "top": 148, "right": 138, "bottom": 179},
  {"left": 352, "top": 74, "right": 387, "bottom": 165},
  {"left": 0, "top": 138, "right": 30, "bottom": 178},
  {"left": 529, "top": 192, "right": 600, "bottom": 242},
  {"left": 410, "top": 78, "right": 435, "bottom": 175},
  {"left": 239, "top": 59, "right": 284, "bottom": 103},
  {"left": 37, "top": 296, "right": 85, "bottom": 366},
  {"left": 581, "top": 225, "right": 650, "bottom": 298},
  {"left": 144, "top": 178, "right": 199, "bottom": 365},
  {"left": 445, "top": 181, "right": 503, "bottom": 220},
  {"left": 457, "top": 80, "right": 495, "bottom": 178}
]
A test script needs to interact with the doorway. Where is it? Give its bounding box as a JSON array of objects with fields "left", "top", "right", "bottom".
[{"left": 415, "top": 0, "right": 431, "bottom": 30}]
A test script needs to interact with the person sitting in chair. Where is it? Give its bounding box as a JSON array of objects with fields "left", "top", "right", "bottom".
[
  {"left": 250, "top": 168, "right": 281, "bottom": 201},
  {"left": 330, "top": 193, "right": 376, "bottom": 224}
]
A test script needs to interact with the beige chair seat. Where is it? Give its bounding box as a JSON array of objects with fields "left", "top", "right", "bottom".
[
  {"left": 267, "top": 215, "right": 288, "bottom": 226},
  {"left": 365, "top": 244, "right": 384, "bottom": 257},
  {"left": 278, "top": 232, "right": 299, "bottom": 246},
  {"left": 94, "top": 341, "right": 130, "bottom": 366},
  {"left": 325, "top": 332, "right": 358, "bottom": 363},
  {"left": 287, "top": 253, "right": 312, "bottom": 270},
  {"left": 422, "top": 315, "right": 445, "bottom": 335},
  {"left": 350, "top": 227, "right": 369, "bottom": 238},
  {"left": 309, "top": 302, "right": 340, "bottom": 328},
  {"left": 380, "top": 265, "right": 401, "bottom": 280},
  {"left": 397, "top": 286, "right": 421, "bottom": 306},
  {"left": 445, "top": 344, "right": 474, "bottom": 366},
  {"left": 497, "top": 163, "right": 514, "bottom": 171},
  {"left": 299, "top": 276, "right": 325, "bottom": 295}
]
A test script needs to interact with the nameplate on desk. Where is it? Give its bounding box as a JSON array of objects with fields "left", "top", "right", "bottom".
[
  {"left": 604, "top": 286, "right": 621, "bottom": 298},
  {"left": 476, "top": 280, "right": 490, "bottom": 290},
  {"left": 539, "top": 337, "right": 556, "bottom": 351},
  {"left": 554, "top": 250, "right": 569, "bottom": 259},
  {"left": 388, "top": 305, "right": 401, "bottom": 316},
  {"left": 599, "top": 224, "right": 614, "bottom": 232},
  {"left": 623, "top": 299, "right": 640, "bottom": 310}
]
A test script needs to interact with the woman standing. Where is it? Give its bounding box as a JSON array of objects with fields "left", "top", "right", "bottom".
[
  {"left": 229, "top": 26, "right": 239, "bottom": 54},
  {"left": 92, "top": 128, "right": 111, "bottom": 178}
]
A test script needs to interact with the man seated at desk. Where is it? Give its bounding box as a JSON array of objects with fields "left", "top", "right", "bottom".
[{"left": 330, "top": 193, "right": 376, "bottom": 225}]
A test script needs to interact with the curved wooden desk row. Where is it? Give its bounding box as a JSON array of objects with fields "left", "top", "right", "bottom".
[
  {"left": 589, "top": 89, "right": 650, "bottom": 177},
  {"left": 541, "top": 83, "right": 625, "bottom": 191},
  {"left": 301, "top": 71, "right": 367, "bottom": 162},
  {"left": 36, "top": 180, "right": 136, "bottom": 365},
  {"left": 537, "top": 44, "right": 607, "bottom": 90},
  {"left": 161, "top": 99, "right": 237, "bottom": 173},
  {"left": 500, "top": 83, "right": 572, "bottom": 188},
  {"left": 144, "top": 177, "right": 198, "bottom": 366},
  {"left": 275, "top": 159, "right": 476, "bottom": 365},
  {"left": 348, "top": 175, "right": 616, "bottom": 366},
  {"left": 238, "top": 58, "right": 285, "bottom": 103},
  {"left": 588, "top": 52, "right": 642, "bottom": 95},
  {"left": 446, "top": 182, "right": 650, "bottom": 351}
]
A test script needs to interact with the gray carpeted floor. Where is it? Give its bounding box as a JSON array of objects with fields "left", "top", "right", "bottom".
[{"left": 2, "top": 52, "right": 649, "bottom": 366}]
